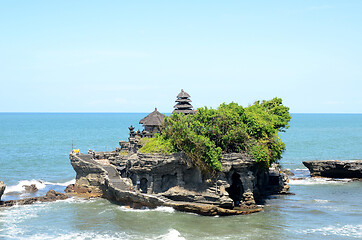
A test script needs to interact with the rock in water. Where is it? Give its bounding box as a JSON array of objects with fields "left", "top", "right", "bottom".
[
  {"left": 0, "top": 181, "right": 6, "bottom": 200},
  {"left": 0, "top": 190, "right": 68, "bottom": 208},
  {"left": 69, "top": 151, "right": 290, "bottom": 215},
  {"left": 303, "top": 160, "right": 362, "bottom": 178},
  {"left": 23, "top": 184, "right": 38, "bottom": 193},
  {"left": 64, "top": 184, "right": 75, "bottom": 193}
]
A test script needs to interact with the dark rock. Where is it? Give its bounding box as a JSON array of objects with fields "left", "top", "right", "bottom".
[
  {"left": 303, "top": 160, "right": 362, "bottom": 178},
  {"left": 282, "top": 169, "right": 294, "bottom": 176},
  {"left": 64, "top": 184, "right": 75, "bottom": 193},
  {"left": 23, "top": 184, "right": 38, "bottom": 193},
  {"left": 0, "top": 181, "right": 5, "bottom": 201},
  {"left": 69, "top": 150, "right": 289, "bottom": 216},
  {"left": 0, "top": 190, "right": 68, "bottom": 208}
]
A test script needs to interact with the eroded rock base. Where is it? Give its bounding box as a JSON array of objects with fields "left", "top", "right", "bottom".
[{"left": 69, "top": 151, "right": 289, "bottom": 216}]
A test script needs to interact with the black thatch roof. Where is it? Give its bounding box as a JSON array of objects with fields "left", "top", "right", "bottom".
[
  {"left": 175, "top": 98, "right": 192, "bottom": 103},
  {"left": 177, "top": 89, "right": 191, "bottom": 98},
  {"left": 174, "top": 103, "right": 193, "bottom": 109},
  {"left": 139, "top": 108, "right": 165, "bottom": 126},
  {"left": 173, "top": 89, "right": 195, "bottom": 114}
]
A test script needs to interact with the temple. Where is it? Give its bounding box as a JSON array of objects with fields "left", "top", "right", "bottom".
[
  {"left": 139, "top": 108, "right": 165, "bottom": 133},
  {"left": 173, "top": 89, "right": 195, "bottom": 114},
  {"left": 124, "top": 89, "right": 195, "bottom": 148}
]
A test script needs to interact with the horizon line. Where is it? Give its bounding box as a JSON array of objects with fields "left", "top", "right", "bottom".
[{"left": 1, "top": 112, "right": 362, "bottom": 114}]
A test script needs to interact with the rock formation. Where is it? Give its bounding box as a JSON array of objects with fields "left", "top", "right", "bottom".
[
  {"left": 0, "top": 190, "right": 68, "bottom": 208},
  {"left": 0, "top": 181, "right": 5, "bottom": 201},
  {"left": 69, "top": 150, "right": 289, "bottom": 216},
  {"left": 303, "top": 160, "right": 362, "bottom": 178},
  {"left": 23, "top": 184, "right": 38, "bottom": 193}
]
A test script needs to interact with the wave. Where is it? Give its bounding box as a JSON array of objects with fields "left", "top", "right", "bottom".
[
  {"left": 313, "top": 199, "right": 329, "bottom": 203},
  {"left": 3, "top": 179, "right": 76, "bottom": 194},
  {"left": 43, "top": 179, "right": 75, "bottom": 186},
  {"left": 289, "top": 177, "right": 352, "bottom": 185},
  {"left": 299, "top": 224, "right": 362, "bottom": 238},
  {"left": 4, "top": 180, "right": 47, "bottom": 194},
  {"left": 117, "top": 206, "right": 175, "bottom": 213},
  {"left": 0, "top": 231, "right": 130, "bottom": 240},
  {"left": 148, "top": 229, "right": 186, "bottom": 240}
]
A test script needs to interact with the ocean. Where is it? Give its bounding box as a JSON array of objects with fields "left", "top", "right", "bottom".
[{"left": 0, "top": 113, "right": 361, "bottom": 239}]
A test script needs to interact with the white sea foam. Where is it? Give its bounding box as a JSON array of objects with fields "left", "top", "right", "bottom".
[
  {"left": 3, "top": 179, "right": 75, "bottom": 196},
  {"left": 0, "top": 202, "right": 42, "bottom": 238},
  {"left": 300, "top": 224, "right": 362, "bottom": 238},
  {"left": 313, "top": 199, "right": 329, "bottom": 203},
  {"left": 289, "top": 177, "right": 352, "bottom": 185},
  {"left": 117, "top": 206, "right": 175, "bottom": 213},
  {"left": 155, "top": 206, "right": 175, "bottom": 213},
  {"left": 0, "top": 231, "right": 130, "bottom": 240},
  {"left": 44, "top": 179, "right": 75, "bottom": 186},
  {"left": 149, "top": 229, "right": 186, "bottom": 240},
  {"left": 4, "top": 179, "right": 46, "bottom": 194}
]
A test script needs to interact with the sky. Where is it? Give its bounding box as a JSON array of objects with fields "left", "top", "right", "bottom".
[{"left": 1, "top": 0, "right": 361, "bottom": 113}]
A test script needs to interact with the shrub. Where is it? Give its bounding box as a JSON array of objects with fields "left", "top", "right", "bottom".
[{"left": 139, "top": 97, "right": 291, "bottom": 171}]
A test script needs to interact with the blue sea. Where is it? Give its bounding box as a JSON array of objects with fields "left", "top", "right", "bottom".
[{"left": 0, "top": 113, "right": 361, "bottom": 239}]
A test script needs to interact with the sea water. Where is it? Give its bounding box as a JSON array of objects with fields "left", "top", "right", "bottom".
[{"left": 0, "top": 113, "right": 361, "bottom": 239}]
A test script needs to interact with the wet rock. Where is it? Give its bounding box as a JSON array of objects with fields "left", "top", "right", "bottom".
[
  {"left": 303, "top": 160, "right": 362, "bottom": 178},
  {"left": 64, "top": 184, "right": 75, "bottom": 193},
  {"left": 0, "top": 181, "right": 5, "bottom": 201},
  {"left": 282, "top": 169, "right": 294, "bottom": 176},
  {"left": 242, "top": 192, "right": 255, "bottom": 206},
  {"left": 23, "top": 184, "right": 38, "bottom": 193},
  {"left": 0, "top": 190, "right": 68, "bottom": 208}
]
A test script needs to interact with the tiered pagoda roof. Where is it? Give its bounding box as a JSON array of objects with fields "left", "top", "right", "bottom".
[{"left": 173, "top": 89, "right": 195, "bottom": 114}]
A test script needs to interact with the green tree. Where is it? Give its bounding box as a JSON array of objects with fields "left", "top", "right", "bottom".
[{"left": 139, "top": 97, "right": 291, "bottom": 171}]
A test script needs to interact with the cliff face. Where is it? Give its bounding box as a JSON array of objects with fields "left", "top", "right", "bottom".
[{"left": 69, "top": 151, "right": 289, "bottom": 215}]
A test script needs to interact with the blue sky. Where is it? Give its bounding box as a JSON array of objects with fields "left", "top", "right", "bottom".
[{"left": 1, "top": 1, "right": 361, "bottom": 113}]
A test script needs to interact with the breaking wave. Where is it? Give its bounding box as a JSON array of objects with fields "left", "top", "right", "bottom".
[
  {"left": 4, "top": 180, "right": 46, "bottom": 194},
  {"left": 148, "top": 229, "right": 186, "bottom": 240},
  {"left": 117, "top": 206, "right": 175, "bottom": 213},
  {"left": 3, "top": 179, "right": 75, "bottom": 195},
  {"left": 289, "top": 177, "right": 352, "bottom": 185}
]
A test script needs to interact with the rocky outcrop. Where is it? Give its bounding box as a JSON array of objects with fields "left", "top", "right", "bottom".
[
  {"left": 0, "top": 181, "right": 5, "bottom": 201},
  {"left": 23, "top": 184, "right": 38, "bottom": 193},
  {"left": 303, "top": 160, "right": 362, "bottom": 178},
  {"left": 0, "top": 190, "right": 68, "bottom": 208},
  {"left": 69, "top": 151, "right": 289, "bottom": 216}
]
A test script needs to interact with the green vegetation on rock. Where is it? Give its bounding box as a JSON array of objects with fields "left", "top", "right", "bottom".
[
  {"left": 140, "top": 97, "right": 291, "bottom": 172},
  {"left": 138, "top": 135, "right": 176, "bottom": 154}
]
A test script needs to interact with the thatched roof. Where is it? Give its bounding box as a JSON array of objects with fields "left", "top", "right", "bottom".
[
  {"left": 174, "top": 103, "right": 193, "bottom": 109},
  {"left": 175, "top": 98, "right": 191, "bottom": 103},
  {"left": 139, "top": 108, "right": 165, "bottom": 126},
  {"left": 173, "top": 89, "right": 195, "bottom": 114},
  {"left": 177, "top": 89, "right": 191, "bottom": 98}
]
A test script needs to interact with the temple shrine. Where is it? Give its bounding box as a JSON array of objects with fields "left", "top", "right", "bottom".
[{"left": 173, "top": 89, "right": 195, "bottom": 114}]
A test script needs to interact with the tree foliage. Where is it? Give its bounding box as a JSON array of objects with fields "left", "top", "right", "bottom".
[{"left": 139, "top": 97, "right": 291, "bottom": 171}]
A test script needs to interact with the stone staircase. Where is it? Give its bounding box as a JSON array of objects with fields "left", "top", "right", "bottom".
[
  {"left": 156, "top": 195, "right": 174, "bottom": 204},
  {"left": 92, "top": 157, "right": 129, "bottom": 191}
]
